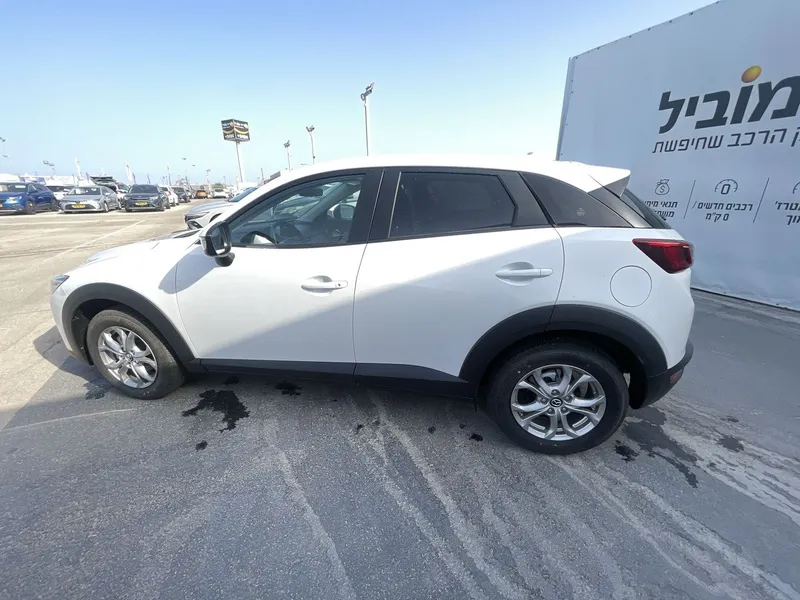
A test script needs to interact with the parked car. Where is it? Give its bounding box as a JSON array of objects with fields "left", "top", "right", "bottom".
[
  {"left": 0, "top": 181, "right": 57, "bottom": 214},
  {"left": 184, "top": 186, "right": 256, "bottom": 229},
  {"left": 47, "top": 185, "right": 74, "bottom": 205},
  {"left": 159, "top": 186, "right": 179, "bottom": 207},
  {"left": 171, "top": 186, "right": 192, "bottom": 203},
  {"left": 124, "top": 184, "right": 169, "bottom": 212},
  {"left": 194, "top": 189, "right": 209, "bottom": 199},
  {"left": 116, "top": 183, "right": 129, "bottom": 202},
  {"left": 62, "top": 186, "right": 121, "bottom": 213},
  {"left": 48, "top": 155, "right": 694, "bottom": 455},
  {"left": 212, "top": 188, "right": 229, "bottom": 199}
]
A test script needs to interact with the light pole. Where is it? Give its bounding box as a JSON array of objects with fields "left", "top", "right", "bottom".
[
  {"left": 360, "top": 82, "right": 374, "bottom": 156},
  {"left": 2, "top": 155, "right": 11, "bottom": 171},
  {"left": 43, "top": 160, "right": 55, "bottom": 175},
  {"left": 306, "top": 126, "right": 316, "bottom": 164},
  {"left": 283, "top": 140, "right": 292, "bottom": 170}
]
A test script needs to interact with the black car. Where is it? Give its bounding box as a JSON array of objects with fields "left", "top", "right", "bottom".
[
  {"left": 170, "top": 186, "right": 192, "bottom": 203},
  {"left": 124, "top": 184, "right": 169, "bottom": 212}
]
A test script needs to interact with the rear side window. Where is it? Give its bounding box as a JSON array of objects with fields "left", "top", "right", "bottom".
[
  {"left": 619, "top": 189, "right": 670, "bottom": 229},
  {"left": 522, "top": 172, "right": 631, "bottom": 228},
  {"left": 390, "top": 172, "right": 515, "bottom": 238}
]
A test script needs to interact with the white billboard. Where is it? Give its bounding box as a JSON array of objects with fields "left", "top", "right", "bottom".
[{"left": 557, "top": 0, "right": 800, "bottom": 310}]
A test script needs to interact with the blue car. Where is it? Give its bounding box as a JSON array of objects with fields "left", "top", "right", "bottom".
[{"left": 0, "top": 181, "right": 57, "bottom": 214}]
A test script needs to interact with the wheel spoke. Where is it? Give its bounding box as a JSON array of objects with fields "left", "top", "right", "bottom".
[
  {"left": 517, "top": 407, "right": 551, "bottom": 429},
  {"left": 565, "top": 373, "right": 593, "bottom": 397},
  {"left": 565, "top": 405, "right": 601, "bottom": 424},
  {"left": 131, "top": 362, "right": 155, "bottom": 383},
  {"left": 555, "top": 366, "right": 573, "bottom": 395},
  {"left": 124, "top": 331, "right": 137, "bottom": 352},
  {"left": 570, "top": 395, "right": 605, "bottom": 409},
  {"left": 136, "top": 357, "right": 157, "bottom": 369},
  {"left": 557, "top": 410, "right": 580, "bottom": 438},
  {"left": 100, "top": 332, "right": 123, "bottom": 355},
  {"left": 543, "top": 412, "right": 558, "bottom": 439},
  {"left": 532, "top": 370, "right": 553, "bottom": 397},
  {"left": 515, "top": 379, "right": 549, "bottom": 398}
]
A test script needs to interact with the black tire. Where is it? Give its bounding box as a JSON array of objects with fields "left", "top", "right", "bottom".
[
  {"left": 86, "top": 308, "right": 185, "bottom": 400},
  {"left": 125, "top": 207, "right": 132, "bottom": 212},
  {"left": 486, "top": 340, "right": 628, "bottom": 455},
  {"left": 158, "top": 201, "right": 166, "bottom": 212},
  {"left": 102, "top": 201, "right": 109, "bottom": 213},
  {"left": 24, "top": 200, "right": 36, "bottom": 215}
]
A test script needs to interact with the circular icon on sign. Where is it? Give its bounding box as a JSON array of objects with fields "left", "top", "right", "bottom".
[
  {"left": 714, "top": 179, "right": 739, "bottom": 195},
  {"left": 655, "top": 179, "right": 670, "bottom": 196}
]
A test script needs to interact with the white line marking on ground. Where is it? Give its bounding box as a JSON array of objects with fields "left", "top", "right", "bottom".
[
  {"left": 44, "top": 219, "right": 145, "bottom": 262},
  {"left": 1, "top": 408, "right": 139, "bottom": 434}
]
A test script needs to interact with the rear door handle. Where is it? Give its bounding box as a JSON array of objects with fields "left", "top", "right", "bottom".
[
  {"left": 301, "top": 276, "right": 348, "bottom": 293},
  {"left": 496, "top": 266, "right": 553, "bottom": 281}
]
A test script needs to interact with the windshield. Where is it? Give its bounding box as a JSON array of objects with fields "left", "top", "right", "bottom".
[
  {"left": 130, "top": 185, "right": 159, "bottom": 194},
  {"left": 1, "top": 183, "right": 27, "bottom": 192},
  {"left": 68, "top": 187, "right": 102, "bottom": 195},
  {"left": 47, "top": 186, "right": 66, "bottom": 192},
  {"left": 228, "top": 187, "right": 256, "bottom": 203},
  {"left": 172, "top": 187, "right": 185, "bottom": 193}
]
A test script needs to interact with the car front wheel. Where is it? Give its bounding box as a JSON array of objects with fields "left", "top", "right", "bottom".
[
  {"left": 486, "top": 340, "right": 628, "bottom": 455},
  {"left": 86, "top": 308, "right": 185, "bottom": 399}
]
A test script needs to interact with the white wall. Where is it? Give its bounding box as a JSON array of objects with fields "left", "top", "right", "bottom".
[{"left": 558, "top": 0, "right": 800, "bottom": 310}]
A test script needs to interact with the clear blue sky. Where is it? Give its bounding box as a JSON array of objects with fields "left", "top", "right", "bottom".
[{"left": 2, "top": 0, "right": 712, "bottom": 184}]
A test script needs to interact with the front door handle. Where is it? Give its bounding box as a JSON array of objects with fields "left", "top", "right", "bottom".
[{"left": 301, "top": 276, "right": 348, "bottom": 293}]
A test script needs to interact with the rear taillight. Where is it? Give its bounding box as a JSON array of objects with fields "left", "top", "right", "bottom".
[{"left": 633, "top": 238, "right": 693, "bottom": 273}]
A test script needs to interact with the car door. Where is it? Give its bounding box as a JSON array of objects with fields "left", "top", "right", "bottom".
[
  {"left": 173, "top": 169, "right": 382, "bottom": 372},
  {"left": 26, "top": 184, "right": 39, "bottom": 207},
  {"left": 353, "top": 168, "right": 565, "bottom": 383},
  {"left": 35, "top": 184, "right": 51, "bottom": 208}
]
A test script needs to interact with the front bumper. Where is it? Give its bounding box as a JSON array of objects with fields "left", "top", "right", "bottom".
[
  {"left": 637, "top": 341, "right": 693, "bottom": 408},
  {"left": 126, "top": 200, "right": 161, "bottom": 210},
  {"left": 0, "top": 203, "right": 25, "bottom": 213},
  {"left": 64, "top": 202, "right": 102, "bottom": 212}
]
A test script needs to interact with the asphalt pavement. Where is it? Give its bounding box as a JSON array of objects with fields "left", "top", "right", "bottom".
[{"left": 0, "top": 208, "right": 798, "bottom": 600}]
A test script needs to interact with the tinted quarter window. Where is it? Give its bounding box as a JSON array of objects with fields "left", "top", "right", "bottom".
[
  {"left": 522, "top": 172, "right": 631, "bottom": 228},
  {"left": 390, "top": 172, "right": 515, "bottom": 238}
]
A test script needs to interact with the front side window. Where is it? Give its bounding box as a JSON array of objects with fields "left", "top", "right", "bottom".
[
  {"left": 228, "top": 175, "right": 364, "bottom": 247},
  {"left": 389, "top": 172, "right": 515, "bottom": 238}
]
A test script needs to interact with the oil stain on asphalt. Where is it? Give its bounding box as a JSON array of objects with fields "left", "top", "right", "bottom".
[
  {"left": 718, "top": 435, "right": 744, "bottom": 452},
  {"left": 614, "top": 440, "right": 638, "bottom": 462},
  {"left": 275, "top": 381, "right": 302, "bottom": 396},
  {"left": 624, "top": 407, "right": 699, "bottom": 488},
  {"left": 182, "top": 389, "right": 250, "bottom": 432}
]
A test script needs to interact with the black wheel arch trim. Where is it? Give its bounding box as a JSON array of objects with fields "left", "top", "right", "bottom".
[
  {"left": 458, "top": 303, "right": 667, "bottom": 383},
  {"left": 62, "top": 283, "right": 195, "bottom": 363}
]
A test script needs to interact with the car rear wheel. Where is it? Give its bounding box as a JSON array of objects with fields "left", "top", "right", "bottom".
[
  {"left": 486, "top": 340, "right": 628, "bottom": 454},
  {"left": 86, "top": 308, "right": 185, "bottom": 399}
]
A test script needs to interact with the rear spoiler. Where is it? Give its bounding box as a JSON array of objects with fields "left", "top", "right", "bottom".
[{"left": 585, "top": 164, "right": 630, "bottom": 197}]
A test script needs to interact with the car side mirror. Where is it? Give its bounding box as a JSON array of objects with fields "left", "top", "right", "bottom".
[
  {"left": 201, "top": 221, "right": 235, "bottom": 266},
  {"left": 333, "top": 204, "right": 355, "bottom": 220}
]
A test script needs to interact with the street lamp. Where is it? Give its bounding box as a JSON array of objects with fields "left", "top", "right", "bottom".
[
  {"left": 2, "top": 155, "right": 12, "bottom": 171},
  {"left": 360, "top": 82, "right": 374, "bottom": 156},
  {"left": 306, "top": 126, "right": 316, "bottom": 164},
  {"left": 43, "top": 160, "right": 55, "bottom": 175},
  {"left": 283, "top": 140, "right": 292, "bottom": 170}
]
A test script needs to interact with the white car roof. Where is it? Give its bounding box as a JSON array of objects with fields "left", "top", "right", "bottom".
[{"left": 251, "top": 154, "right": 630, "bottom": 196}]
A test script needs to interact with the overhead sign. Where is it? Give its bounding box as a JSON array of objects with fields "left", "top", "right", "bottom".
[
  {"left": 221, "top": 119, "right": 250, "bottom": 142},
  {"left": 557, "top": 0, "right": 800, "bottom": 310}
]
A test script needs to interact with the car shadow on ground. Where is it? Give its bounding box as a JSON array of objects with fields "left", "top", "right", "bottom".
[{"left": 33, "top": 326, "right": 96, "bottom": 381}]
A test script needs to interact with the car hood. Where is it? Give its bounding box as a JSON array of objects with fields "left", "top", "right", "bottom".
[
  {"left": 187, "top": 200, "right": 229, "bottom": 215},
  {"left": 81, "top": 232, "right": 199, "bottom": 266},
  {"left": 66, "top": 195, "right": 102, "bottom": 202},
  {"left": 127, "top": 193, "right": 159, "bottom": 199}
]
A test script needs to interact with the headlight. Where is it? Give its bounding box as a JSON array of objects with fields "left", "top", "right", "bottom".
[
  {"left": 51, "top": 274, "right": 69, "bottom": 294},
  {"left": 5, "top": 196, "right": 22, "bottom": 203}
]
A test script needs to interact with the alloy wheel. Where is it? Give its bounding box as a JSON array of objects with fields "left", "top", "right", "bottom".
[
  {"left": 97, "top": 326, "right": 158, "bottom": 388},
  {"left": 510, "top": 364, "right": 606, "bottom": 441}
]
